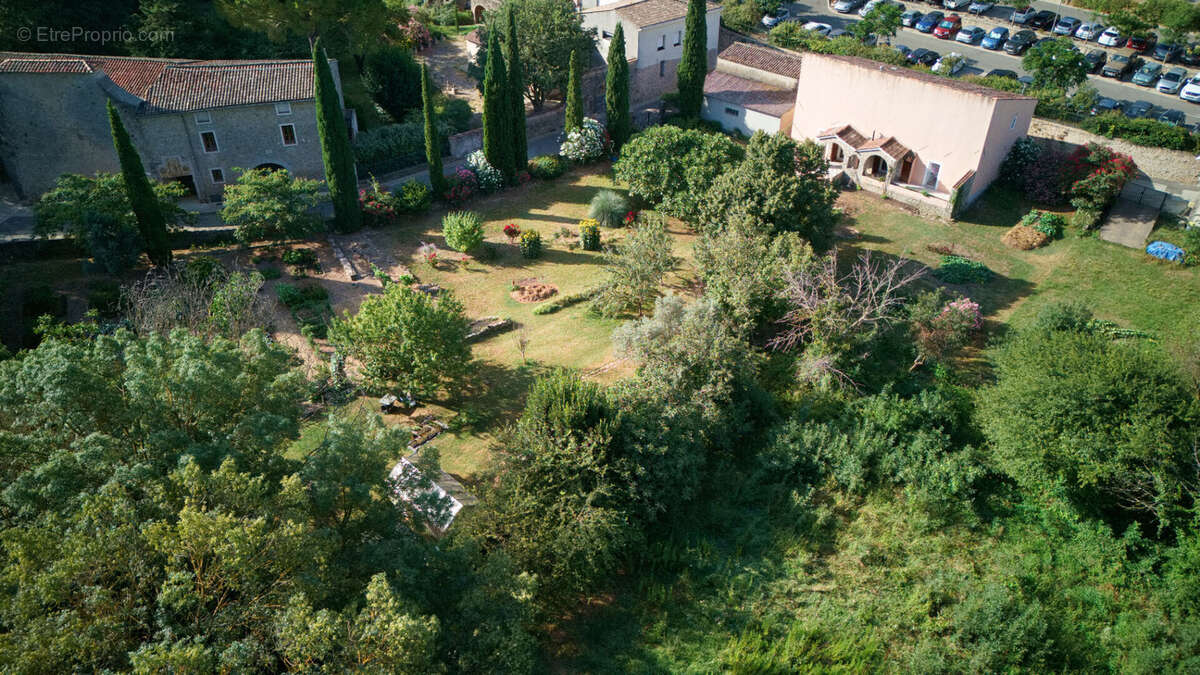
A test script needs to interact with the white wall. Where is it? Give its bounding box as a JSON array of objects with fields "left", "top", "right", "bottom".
[
  {"left": 701, "top": 97, "right": 781, "bottom": 136},
  {"left": 633, "top": 9, "right": 721, "bottom": 68}
]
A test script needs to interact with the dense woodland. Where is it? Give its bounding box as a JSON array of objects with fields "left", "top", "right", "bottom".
[{"left": 1, "top": 0, "right": 1199, "bottom": 672}]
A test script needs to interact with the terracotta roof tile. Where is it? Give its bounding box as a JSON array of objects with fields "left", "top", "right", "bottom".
[
  {"left": 704, "top": 71, "right": 794, "bottom": 118},
  {"left": 718, "top": 42, "right": 803, "bottom": 79},
  {"left": 817, "top": 123, "right": 868, "bottom": 149},
  {"left": 582, "top": 0, "right": 719, "bottom": 26},
  {"left": 859, "top": 135, "right": 910, "bottom": 160},
  {"left": 804, "top": 52, "right": 1036, "bottom": 101},
  {"left": 0, "top": 58, "right": 92, "bottom": 74}
]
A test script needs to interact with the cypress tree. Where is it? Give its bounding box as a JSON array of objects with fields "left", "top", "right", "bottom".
[
  {"left": 107, "top": 100, "right": 171, "bottom": 266},
  {"left": 313, "top": 39, "right": 361, "bottom": 233},
  {"left": 676, "top": 0, "right": 707, "bottom": 117},
  {"left": 482, "top": 30, "right": 514, "bottom": 179},
  {"left": 564, "top": 49, "right": 583, "bottom": 133},
  {"left": 421, "top": 64, "right": 447, "bottom": 197},
  {"left": 504, "top": 6, "right": 528, "bottom": 173},
  {"left": 605, "top": 22, "right": 632, "bottom": 151}
]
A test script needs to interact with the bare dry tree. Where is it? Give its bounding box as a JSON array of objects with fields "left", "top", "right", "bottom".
[
  {"left": 769, "top": 250, "right": 925, "bottom": 386},
  {"left": 123, "top": 263, "right": 272, "bottom": 339}
]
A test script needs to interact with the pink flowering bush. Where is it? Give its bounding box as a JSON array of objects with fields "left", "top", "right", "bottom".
[
  {"left": 444, "top": 168, "right": 478, "bottom": 206},
  {"left": 359, "top": 177, "right": 398, "bottom": 227},
  {"left": 909, "top": 292, "right": 983, "bottom": 369}
]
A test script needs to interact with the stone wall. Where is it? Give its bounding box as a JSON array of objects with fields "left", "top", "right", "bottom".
[{"left": 448, "top": 103, "right": 570, "bottom": 158}]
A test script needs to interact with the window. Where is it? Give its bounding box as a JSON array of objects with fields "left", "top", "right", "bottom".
[
  {"left": 602, "top": 30, "right": 613, "bottom": 38},
  {"left": 1010, "top": 115, "right": 1017, "bottom": 130},
  {"left": 280, "top": 124, "right": 297, "bottom": 146},
  {"left": 657, "top": 34, "right": 665, "bottom": 50},
  {"left": 674, "top": 30, "right": 682, "bottom": 46},
  {"left": 923, "top": 162, "right": 941, "bottom": 189},
  {"left": 210, "top": 168, "right": 225, "bottom": 184},
  {"left": 276, "top": 102, "right": 292, "bottom": 116},
  {"left": 200, "top": 130, "right": 219, "bottom": 153},
  {"left": 725, "top": 106, "right": 739, "bottom": 117},
  {"left": 659, "top": 60, "right": 665, "bottom": 77},
  {"left": 194, "top": 111, "right": 212, "bottom": 125}
]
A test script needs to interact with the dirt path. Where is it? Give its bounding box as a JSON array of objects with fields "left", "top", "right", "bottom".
[{"left": 420, "top": 36, "right": 483, "bottom": 114}]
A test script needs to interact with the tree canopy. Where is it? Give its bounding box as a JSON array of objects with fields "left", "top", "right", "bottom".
[{"left": 490, "top": 0, "right": 596, "bottom": 109}]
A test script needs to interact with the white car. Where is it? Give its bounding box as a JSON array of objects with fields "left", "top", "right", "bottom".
[
  {"left": 967, "top": 0, "right": 994, "bottom": 14},
  {"left": 933, "top": 53, "right": 967, "bottom": 75},
  {"left": 858, "top": 0, "right": 880, "bottom": 17},
  {"left": 1074, "top": 23, "right": 1104, "bottom": 41},
  {"left": 1159, "top": 67, "right": 1188, "bottom": 94},
  {"left": 802, "top": 21, "right": 834, "bottom": 36},
  {"left": 761, "top": 7, "right": 789, "bottom": 27},
  {"left": 944, "top": 0, "right": 972, "bottom": 9},
  {"left": 1097, "top": 27, "right": 1124, "bottom": 47},
  {"left": 1179, "top": 75, "right": 1200, "bottom": 102}
]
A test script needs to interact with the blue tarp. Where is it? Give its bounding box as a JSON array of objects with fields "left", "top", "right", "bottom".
[{"left": 1146, "top": 240, "right": 1185, "bottom": 263}]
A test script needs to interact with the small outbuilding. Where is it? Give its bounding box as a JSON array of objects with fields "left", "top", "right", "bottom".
[{"left": 701, "top": 42, "right": 804, "bottom": 136}]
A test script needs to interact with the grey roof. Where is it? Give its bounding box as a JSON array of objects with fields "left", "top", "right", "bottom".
[{"left": 703, "top": 71, "right": 794, "bottom": 117}]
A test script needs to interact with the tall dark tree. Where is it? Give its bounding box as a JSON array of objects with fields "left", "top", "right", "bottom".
[
  {"left": 676, "top": 0, "right": 708, "bottom": 117},
  {"left": 107, "top": 101, "right": 171, "bottom": 267},
  {"left": 564, "top": 49, "right": 584, "bottom": 133},
  {"left": 605, "top": 23, "right": 632, "bottom": 151},
  {"left": 483, "top": 31, "right": 515, "bottom": 180},
  {"left": 313, "top": 39, "right": 361, "bottom": 232},
  {"left": 504, "top": 6, "right": 529, "bottom": 173},
  {"left": 421, "top": 64, "right": 447, "bottom": 197}
]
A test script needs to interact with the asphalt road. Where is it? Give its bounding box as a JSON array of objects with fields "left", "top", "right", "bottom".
[{"left": 783, "top": 0, "right": 1200, "bottom": 125}]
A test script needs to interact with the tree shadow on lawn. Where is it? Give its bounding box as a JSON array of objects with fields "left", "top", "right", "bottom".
[{"left": 438, "top": 358, "right": 544, "bottom": 437}]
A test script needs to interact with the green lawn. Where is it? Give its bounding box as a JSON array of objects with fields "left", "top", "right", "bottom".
[{"left": 838, "top": 188, "right": 1200, "bottom": 347}]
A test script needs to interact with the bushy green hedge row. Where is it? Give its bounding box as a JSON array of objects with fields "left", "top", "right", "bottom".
[
  {"left": 531, "top": 286, "right": 603, "bottom": 315},
  {"left": 934, "top": 255, "right": 993, "bottom": 284},
  {"left": 1081, "top": 113, "right": 1198, "bottom": 152}
]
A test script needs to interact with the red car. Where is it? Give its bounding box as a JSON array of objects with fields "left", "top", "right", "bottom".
[
  {"left": 1126, "top": 32, "right": 1157, "bottom": 52},
  {"left": 933, "top": 14, "right": 962, "bottom": 39}
]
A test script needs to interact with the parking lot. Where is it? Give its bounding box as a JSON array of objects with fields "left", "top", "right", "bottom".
[{"left": 780, "top": 0, "right": 1200, "bottom": 125}]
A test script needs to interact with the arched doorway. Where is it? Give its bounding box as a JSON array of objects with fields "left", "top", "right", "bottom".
[
  {"left": 474, "top": 5, "right": 485, "bottom": 22},
  {"left": 254, "top": 162, "right": 287, "bottom": 173},
  {"left": 828, "top": 143, "right": 844, "bottom": 163},
  {"left": 864, "top": 155, "right": 887, "bottom": 179}
]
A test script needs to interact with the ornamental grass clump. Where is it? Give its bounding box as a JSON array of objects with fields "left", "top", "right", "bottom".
[{"left": 589, "top": 190, "right": 629, "bottom": 228}]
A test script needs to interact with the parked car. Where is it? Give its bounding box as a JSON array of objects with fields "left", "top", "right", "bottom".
[
  {"left": 1101, "top": 53, "right": 1138, "bottom": 78},
  {"left": 1131, "top": 61, "right": 1163, "bottom": 86},
  {"left": 900, "top": 9, "right": 923, "bottom": 26},
  {"left": 858, "top": 0, "right": 880, "bottom": 17},
  {"left": 762, "top": 7, "right": 789, "bottom": 26},
  {"left": 1181, "top": 47, "right": 1200, "bottom": 67},
  {"left": 933, "top": 52, "right": 967, "bottom": 74},
  {"left": 1127, "top": 32, "right": 1157, "bottom": 52},
  {"left": 967, "top": 0, "right": 993, "bottom": 14},
  {"left": 1125, "top": 100, "right": 1154, "bottom": 118},
  {"left": 802, "top": 21, "right": 833, "bottom": 35},
  {"left": 956, "top": 26, "right": 985, "bottom": 44},
  {"left": 1158, "top": 108, "right": 1186, "bottom": 125},
  {"left": 1003, "top": 29, "right": 1037, "bottom": 55},
  {"left": 833, "top": 0, "right": 866, "bottom": 14},
  {"left": 915, "top": 11, "right": 944, "bottom": 33},
  {"left": 1028, "top": 10, "right": 1057, "bottom": 30},
  {"left": 907, "top": 47, "right": 940, "bottom": 66},
  {"left": 1084, "top": 49, "right": 1107, "bottom": 73},
  {"left": 1052, "top": 16, "right": 1081, "bottom": 36},
  {"left": 1097, "top": 27, "right": 1123, "bottom": 47},
  {"left": 1158, "top": 66, "right": 1188, "bottom": 94},
  {"left": 1074, "top": 23, "right": 1105, "bottom": 41},
  {"left": 1152, "top": 43, "right": 1183, "bottom": 62},
  {"left": 1010, "top": 6, "right": 1035, "bottom": 24},
  {"left": 985, "top": 68, "right": 1018, "bottom": 78},
  {"left": 895, "top": 44, "right": 912, "bottom": 57},
  {"left": 1179, "top": 75, "right": 1200, "bottom": 102},
  {"left": 828, "top": 28, "right": 850, "bottom": 38},
  {"left": 943, "top": 0, "right": 972, "bottom": 10},
  {"left": 933, "top": 15, "right": 962, "bottom": 39},
  {"left": 981, "top": 26, "right": 1008, "bottom": 49},
  {"left": 1090, "top": 97, "right": 1124, "bottom": 115}
]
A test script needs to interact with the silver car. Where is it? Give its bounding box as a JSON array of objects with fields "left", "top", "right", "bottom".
[
  {"left": 1074, "top": 23, "right": 1105, "bottom": 41},
  {"left": 1159, "top": 66, "right": 1189, "bottom": 94},
  {"left": 833, "top": 0, "right": 866, "bottom": 14}
]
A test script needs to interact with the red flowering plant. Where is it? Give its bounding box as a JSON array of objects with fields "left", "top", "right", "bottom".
[
  {"left": 623, "top": 210, "right": 639, "bottom": 226},
  {"left": 516, "top": 170, "right": 532, "bottom": 186},
  {"left": 503, "top": 223, "right": 521, "bottom": 243},
  {"left": 360, "top": 176, "right": 398, "bottom": 227},
  {"left": 444, "top": 168, "right": 478, "bottom": 206},
  {"left": 1064, "top": 143, "right": 1137, "bottom": 213}
]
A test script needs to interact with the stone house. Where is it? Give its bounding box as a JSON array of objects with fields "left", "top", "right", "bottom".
[
  {"left": 581, "top": 0, "right": 721, "bottom": 106},
  {"left": 789, "top": 52, "right": 1037, "bottom": 218},
  {"left": 701, "top": 42, "right": 802, "bottom": 136},
  {"left": 0, "top": 51, "right": 347, "bottom": 203}
]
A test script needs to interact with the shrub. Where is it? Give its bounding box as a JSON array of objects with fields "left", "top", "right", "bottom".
[
  {"left": 437, "top": 97, "right": 474, "bottom": 134},
  {"left": 527, "top": 154, "right": 566, "bottom": 179},
  {"left": 86, "top": 279, "right": 122, "bottom": 318},
  {"left": 560, "top": 118, "right": 608, "bottom": 163},
  {"left": 184, "top": 254, "right": 224, "bottom": 284},
  {"left": 220, "top": 168, "right": 323, "bottom": 245},
  {"left": 397, "top": 180, "right": 432, "bottom": 213},
  {"left": 1069, "top": 208, "right": 1101, "bottom": 230},
  {"left": 260, "top": 266, "right": 282, "bottom": 280},
  {"left": 281, "top": 248, "right": 319, "bottom": 270},
  {"left": 531, "top": 286, "right": 602, "bottom": 314},
  {"left": 1082, "top": 113, "right": 1198, "bottom": 152},
  {"left": 594, "top": 214, "right": 675, "bottom": 316},
  {"left": 466, "top": 150, "right": 504, "bottom": 192},
  {"left": 1024, "top": 151, "right": 1068, "bottom": 205},
  {"left": 276, "top": 281, "right": 329, "bottom": 309},
  {"left": 614, "top": 125, "right": 743, "bottom": 224},
  {"left": 1032, "top": 300, "right": 1093, "bottom": 333},
  {"left": 999, "top": 137, "right": 1042, "bottom": 189},
  {"left": 443, "top": 211, "right": 485, "bottom": 252},
  {"left": 934, "top": 255, "right": 992, "bottom": 284},
  {"left": 588, "top": 190, "right": 629, "bottom": 228},
  {"left": 445, "top": 167, "right": 479, "bottom": 205},
  {"left": 519, "top": 229, "right": 542, "bottom": 259},
  {"left": 1018, "top": 210, "right": 1065, "bottom": 239},
  {"left": 579, "top": 219, "right": 601, "bottom": 251},
  {"left": 361, "top": 46, "right": 422, "bottom": 122},
  {"left": 1064, "top": 144, "right": 1136, "bottom": 212},
  {"left": 909, "top": 292, "right": 982, "bottom": 368},
  {"left": 354, "top": 123, "right": 426, "bottom": 168},
  {"left": 359, "top": 177, "right": 399, "bottom": 227}
]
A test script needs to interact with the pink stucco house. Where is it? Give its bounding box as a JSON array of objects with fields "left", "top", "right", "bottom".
[{"left": 789, "top": 53, "right": 1037, "bottom": 218}]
